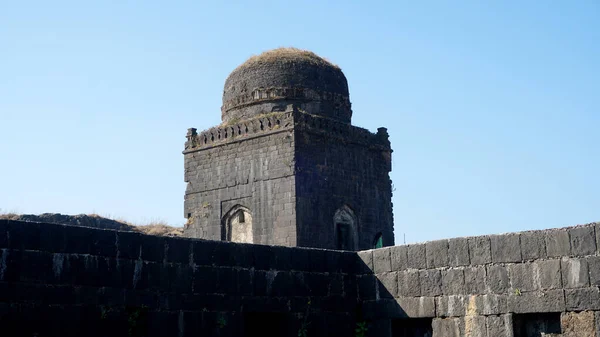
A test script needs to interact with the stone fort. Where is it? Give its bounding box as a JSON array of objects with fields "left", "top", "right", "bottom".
[{"left": 0, "top": 48, "right": 599, "bottom": 337}]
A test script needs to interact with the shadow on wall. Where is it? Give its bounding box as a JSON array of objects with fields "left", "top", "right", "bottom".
[{"left": 355, "top": 255, "right": 433, "bottom": 337}]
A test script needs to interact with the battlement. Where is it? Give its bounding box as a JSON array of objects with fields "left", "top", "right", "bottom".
[
  {"left": 184, "top": 110, "right": 390, "bottom": 153},
  {"left": 295, "top": 111, "right": 391, "bottom": 150},
  {"left": 184, "top": 111, "right": 293, "bottom": 152}
]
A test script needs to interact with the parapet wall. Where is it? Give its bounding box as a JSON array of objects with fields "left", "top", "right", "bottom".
[
  {"left": 0, "top": 220, "right": 357, "bottom": 337},
  {"left": 357, "top": 222, "right": 600, "bottom": 336},
  {"left": 2, "top": 219, "right": 600, "bottom": 336}
]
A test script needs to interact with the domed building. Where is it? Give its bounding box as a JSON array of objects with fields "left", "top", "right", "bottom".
[{"left": 183, "top": 48, "right": 393, "bottom": 250}]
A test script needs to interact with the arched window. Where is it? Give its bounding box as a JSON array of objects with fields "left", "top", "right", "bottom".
[
  {"left": 222, "top": 205, "right": 253, "bottom": 243},
  {"left": 373, "top": 232, "right": 383, "bottom": 249},
  {"left": 333, "top": 205, "right": 357, "bottom": 251}
]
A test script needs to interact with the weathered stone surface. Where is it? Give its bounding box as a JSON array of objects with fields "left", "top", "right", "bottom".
[
  {"left": 419, "top": 269, "right": 442, "bottom": 296},
  {"left": 545, "top": 229, "right": 570, "bottom": 257},
  {"left": 587, "top": 256, "right": 600, "bottom": 286},
  {"left": 491, "top": 233, "right": 522, "bottom": 263},
  {"left": 397, "top": 270, "right": 421, "bottom": 297},
  {"left": 486, "top": 314, "right": 514, "bottom": 337},
  {"left": 357, "top": 250, "right": 373, "bottom": 274},
  {"left": 565, "top": 287, "right": 600, "bottom": 311},
  {"left": 476, "top": 294, "right": 508, "bottom": 315},
  {"left": 468, "top": 236, "right": 491, "bottom": 265},
  {"left": 561, "top": 311, "right": 597, "bottom": 337},
  {"left": 597, "top": 223, "right": 600, "bottom": 255},
  {"left": 535, "top": 259, "right": 562, "bottom": 290},
  {"left": 508, "top": 289, "right": 565, "bottom": 313},
  {"left": 441, "top": 268, "right": 465, "bottom": 295},
  {"left": 561, "top": 257, "right": 589, "bottom": 288},
  {"left": 407, "top": 244, "right": 427, "bottom": 269},
  {"left": 520, "top": 231, "right": 547, "bottom": 260},
  {"left": 464, "top": 266, "right": 486, "bottom": 295},
  {"left": 373, "top": 247, "right": 392, "bottom": 273},
  {"left": 435, "top": 295, "right": 467, "bottom": 317},
  {"left": 376, "top": 272, "right": 398, "bottom": 299},
  {"left": 395, "top": 296, "right": 435, "bottom": 317},
  {"left": 568, "top": 225, "right": 597, "bottom": 256},
  {"left": 486, "top": 264, "right": 510, "bottom": 294},
  {"left": 390, "top": 245, "right": 408, "bottom": 271},
  {"left": 426, "top": 239, "right": 449, "bottom": 268},
  {"left": 509, "top": 263, "right": 537, "bottom": 292},
  {"left": 448, "top": 237, "right": 470, "bottom": 267},
  {"left": 461, "top": 315, "right": 487, "bottom": 337},
  {"left": 432, "top": 318, "right": 461, "bottom": 337},
  {"left": 596, "top": 311, "right": 600, "bottom": 337}
]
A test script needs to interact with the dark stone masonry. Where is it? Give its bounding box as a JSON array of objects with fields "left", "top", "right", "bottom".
[
  {"left": 2, "top": 49, "right": 599, "bottom": 336},
  {"left": 2, "top": 219, "right": 600, "bottom": 336},
  {"left": 183, "top": 48, "right": 393, "bottom": 251}
]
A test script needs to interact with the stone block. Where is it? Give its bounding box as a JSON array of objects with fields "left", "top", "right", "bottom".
[
  {"left": 435, "top": 295, "right": 467, "bottom": 317},
  {"left": 390, "top": 245, "right": 408, "bottom": 271},
  {"left": 468, "top": 236, "right": 491, "bottom": 265},
  {"left": 476, "top": 294, "right": 509, "bottom": 315},
  {"left": 545, "top": 229, "right": 570, "bottom": 257},
  {"left": 508, "top": 289, "right": 565, "bottom": 313},
  {"left": 597, "top": 222, "right": 600, "bottom": 255},
  {"left": 491, "top": 234, "right": 522, "bottom": 263},
  {"left": 561, "top": 311, "right": 597, "bottom": 337},
  {"left": 426, "top": 239, "right": 449, "bottom": 268},
  {"left": 0, "top": 220, "right": 7, "bottom": 248},
  {"left": 509, "top": 263, "right": 537, "bottom": 292},
  {"left": 596, "top": 311, "right": 600, "bottom": 337},
  {"left": 290, "top": 247, "right": 311, "bottom": 272},
  {"left": 441, "top": 268, "right": 465, "bottom": 295},
  {"left": 164, "top": 237, "right": 192, "bottom": 264},
  {"left": 140, "top": 234, "right": 165, "bottom": 263},
  {"left": 486, "top": 264, "right": 510, "bottom": 294},
  {"left": 486, "top": 314, "right": 514, "bottom": 337},
  {"left": 464, "top": 266, "right": 486, "bottom": 295},
  {"left": 565, "top": 287, "right": 600, "bottom": 311},
  {"left": 448, "top": 237, "right": 470, "bottom": 267},
  {"left": 38, "top": 222, "right": 67, "bottom": 253},
  {"left": 376, "top": 272, "right": 398, "bottom": 298},
  {"left": 432, "top": 318, "right": 461, "bottom": 337},
  {"left": 520, "top": 231, "right": 547, "bottom": 260},
  {"left": 587, "top": 256, "right": 600, "bottom": 286},
  {"left": 307, "top": 248, "right": 327, "bottom": 273},
  {"left": 373, "top": 247, "right": 392, "bottom": 273},
  {"left": 357, "top": 250, "right": 373, "bottom": 274},
  {"left": 460, "top": 315, "right": 487, "bottom": 337},
  {"left": 535, "top": 259, "right": 562, "bottom": 290},
  {"left": 569, "top": 225, "right": 597, "bottom": 256},
  {"left": 357, "top": 274, "right": 376, "bottom": 300},
  {"left": 419, "top": 269, "right": 442, "bottom": 296},
  {"left": 561, "top": 257, "right": 589, "bottom": 288},
  {"left": 395, "top": 296, "right": 436, "bottom": 318},
  {"left": 407, "top": 244, "right": 427, "bottom": 269},
  {"left": 397, "top": 270, "right": 421, "bottom": 297}
]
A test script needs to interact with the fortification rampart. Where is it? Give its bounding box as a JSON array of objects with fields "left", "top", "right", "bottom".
[
  {"left": 0, "top": 220, "right": 357, "bottom": 337},
  {"left": 3, "top": 219, "right": 600, "bottom": 336},
  {"left": 357, "top": 222, "right": 600, "bottom": 336}
]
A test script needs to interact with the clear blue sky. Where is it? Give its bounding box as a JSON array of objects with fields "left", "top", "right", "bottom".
[{"left": 1, "top": 1, "right": 598, "bottom": 244}]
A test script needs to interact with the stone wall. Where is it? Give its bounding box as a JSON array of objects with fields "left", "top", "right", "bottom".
[
  {"left": 0, "top": 220, "right": 357, "bottom": 337},
  {"left": 357, "top": 222, "right": 600, "bottom": 336},
  {"left": 2, "top": 219, "right": 600, "bottom": 336},
  {"left": 294, "top": 112, "right": 394, "bottom": 250},
  {"left": 183, "top": 111, "right": 297, "bottom": 246},
  {"left": 184, "top": 110, "right": 394, "bottom": 251}
]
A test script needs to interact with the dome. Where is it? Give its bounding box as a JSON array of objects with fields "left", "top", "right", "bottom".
[{"left": 221, "top": 48, "right": 352, "bottom": 124}]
